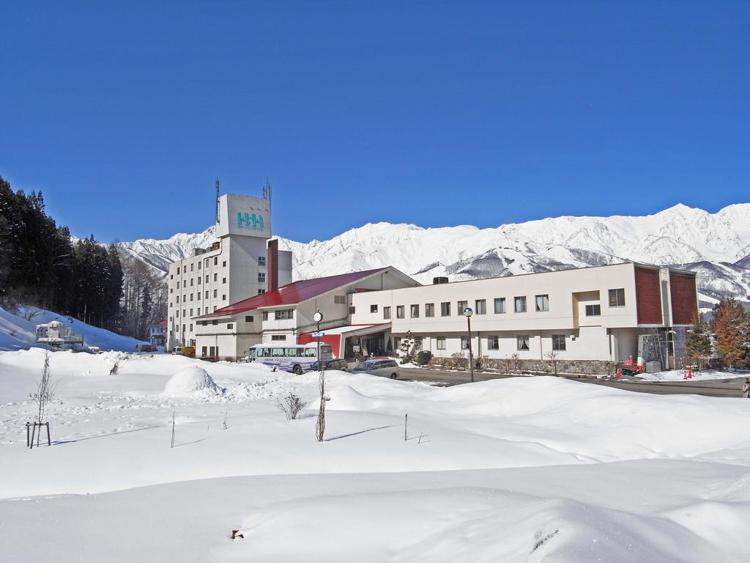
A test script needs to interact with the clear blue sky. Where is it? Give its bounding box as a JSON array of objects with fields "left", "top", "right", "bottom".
[{"left": 1, "top": 1, "right": 748, "bottom": 243}]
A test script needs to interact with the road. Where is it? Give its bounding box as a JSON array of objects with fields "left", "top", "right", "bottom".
[{"left": 399, "top": 367, "right": 748, "bottom": 398}]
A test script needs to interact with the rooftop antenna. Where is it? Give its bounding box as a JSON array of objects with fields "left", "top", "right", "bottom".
[
  {"left": 215, "top": 178, "right": 220, "bottom": 224},
  {"left": 263, "top": 180, "right": 273, "bottom": 236}
]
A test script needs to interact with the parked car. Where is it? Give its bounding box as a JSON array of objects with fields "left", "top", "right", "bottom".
[
  {"left": 307, "top": 358, "right": 349, "bottom": 372},
  {"left": 352, "top": 359, "right": 401, "bottom": 379}
]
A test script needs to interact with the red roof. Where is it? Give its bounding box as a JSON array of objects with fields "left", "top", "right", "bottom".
[{"left": 199, "top": 267, "right": 390, "bottom": 318}]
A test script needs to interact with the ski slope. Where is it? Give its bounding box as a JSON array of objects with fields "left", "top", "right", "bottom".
[{"left": 0, "top": 305, "right": 147, "bottom": 352}]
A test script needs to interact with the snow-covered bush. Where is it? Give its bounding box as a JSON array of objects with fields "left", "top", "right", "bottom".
[{"left": 164, "top": 366, "right": 223, "bottom": 398}]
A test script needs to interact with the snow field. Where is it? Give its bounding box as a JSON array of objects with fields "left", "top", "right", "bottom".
[{"left": 1, "top": 349, "right": 750, "bottom": 561}]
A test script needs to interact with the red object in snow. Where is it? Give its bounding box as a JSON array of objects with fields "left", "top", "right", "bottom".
[
  {"left": 615, "top": 368, "right": 622, "bottom": 380},
  {"left": 683, "top": 368, "right": 693, "bottom": 380}
]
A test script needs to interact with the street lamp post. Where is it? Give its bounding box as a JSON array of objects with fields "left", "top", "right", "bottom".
[
  {"left": 313, "top": 311, "right": 325, "bottom": 442},
  {"left": 463, "top": 307, "right": 475, "bottom": 383}
]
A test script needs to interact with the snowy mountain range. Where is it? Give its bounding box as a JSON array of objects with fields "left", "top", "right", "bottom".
[{"left": 118, "top": 203, "right": 750, "bottom": 307}]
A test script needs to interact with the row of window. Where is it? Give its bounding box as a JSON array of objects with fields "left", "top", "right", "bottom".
[
  {"left": 377, "top": 289, "right": 624, "bottom": 320},
  {"left": 172, "top": 271, "right": 265, "bottom": 291},
  {"left": 170, "top": 255, "right": 267, "bottom": 281},
  {"left": 174, "top": 290, "right": 227, "bottom": 304},
  {"left": 433, "top": 334, "right": 567, "bottom": 352},
  {"left": 170, "top": 257, "right": 229, "bottom": 279}
]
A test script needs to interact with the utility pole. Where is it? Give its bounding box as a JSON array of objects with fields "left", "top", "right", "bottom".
[{"left": 313, "top": 311, "right": 326, "bottom": 442}]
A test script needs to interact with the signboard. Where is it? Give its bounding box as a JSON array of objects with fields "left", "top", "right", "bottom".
[
  {"left": 312, "top": 331, "right": 325, "bottom": 338},
  {"left": 215, "top": 194, "right": 272, "bottom": 238}
]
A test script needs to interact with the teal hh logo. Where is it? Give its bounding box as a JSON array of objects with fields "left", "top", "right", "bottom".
[{"left": 237, "top": 212, "right": 265, "bottom": 230}]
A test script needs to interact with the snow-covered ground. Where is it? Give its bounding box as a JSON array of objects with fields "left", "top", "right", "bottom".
[
  {"left": 0, "top": 305, "right": 146, "bottom": 352},
  {"left": 636, "top": 368, "right": 750, "bottom": 382},
  {"left": 1, "top": 349, "right": 750, "bottom": 562}
]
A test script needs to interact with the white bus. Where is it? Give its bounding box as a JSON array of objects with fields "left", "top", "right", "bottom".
[{"left": 246, "top": 343, "right": 333, "bottom": 374}]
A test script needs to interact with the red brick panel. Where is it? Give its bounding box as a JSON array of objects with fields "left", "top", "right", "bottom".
[
  {"left": 670, "top": 272, "right": 698, "bottom": 325},
  {"left": 635, "top": 267, "right": 663, "bottom": 325},
  {"left": 267, "top": 239, "right": 279, "bottom": 292}
]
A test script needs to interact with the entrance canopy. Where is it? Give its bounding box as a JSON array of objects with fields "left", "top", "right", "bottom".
[{"left": 298, "top": 323, "right": 391, "bottom": 359}]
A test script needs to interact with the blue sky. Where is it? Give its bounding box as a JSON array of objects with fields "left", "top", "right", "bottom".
[{"left": 1, "top": 1, "right": 748, "bottom": 243}]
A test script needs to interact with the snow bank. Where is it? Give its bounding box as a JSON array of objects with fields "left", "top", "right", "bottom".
[
  {"left": 637, "top": 369, "right": 749, "bottom": 382},
  {"left": 163, "top": 366, "right": 224, "bottom": 398}
]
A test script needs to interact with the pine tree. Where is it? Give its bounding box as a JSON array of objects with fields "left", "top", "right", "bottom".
[
  {"left": 711, "top": 299, "right": 750, "bottom": 369},
  {"left": 685, "top": 312, "right": 712, "bottom": 369}
]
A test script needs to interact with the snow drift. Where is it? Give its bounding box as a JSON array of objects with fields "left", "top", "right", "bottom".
[{"left": 163, "top": 366, "right": 224, "bottom": 398}]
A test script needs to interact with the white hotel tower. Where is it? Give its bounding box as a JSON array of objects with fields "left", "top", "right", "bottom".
[{"left": 166, "top": 190, "right": 292, "bottom": 351}]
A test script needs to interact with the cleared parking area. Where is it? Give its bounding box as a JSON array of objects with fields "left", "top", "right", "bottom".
[{"left": 399, "top": 367, "right": 748, "bottom": 397}]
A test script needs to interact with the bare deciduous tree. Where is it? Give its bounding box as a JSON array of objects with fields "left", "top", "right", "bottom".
[
  {"left": 277, "top": 393, "right": 307, "bottom": 420},
  {"left": 29, "top": 352, "right": 55, "bottom": 424}
]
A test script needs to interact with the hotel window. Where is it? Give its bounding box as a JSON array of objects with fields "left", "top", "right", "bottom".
[
  {"left": 440, "top": 302, "right": 451, "bottom": 316},
  {"left": 189, "top": 308, "right": 193, "bottom": 316},
  {"left": 514, "top": 296, "right": 527, "bottom": 313},
  {"left": 475, "top": 299, "right": 486, "bottom": 315},
  {"left": 183, "top": 266, "right": 186, "bottom": 273},
  {"left": 222, "top": 294, "right": 226, "bottom": 301},
  {"left": 258, "top": 289, "right": 265, "bottom": 294},
  {"left": 170, "top": 274, "right": 173, "bottom": 280},
  {"left": 205, "top": 291, "right": 209, "bottom": 299},
  {"left": 488, "top": 335, "right": 499, "bottom": 350},
  {"left": 517, "top": 335, "right": 530, "bottom": 351},
  {"left": 197, "top": 277, "right": 201, "bottom": 285},
  {"left": 190, "top": 264, "right": 194, "bottom": 271},
  {"left": 170, "top": 287, "right": 173, "bottom": 294},
  {"left": 275, "top": 309, "right": 294, "bottom": 320},
  {"left": 258, "top": 256, "right": 266, "bottom": 266},
  {"left": 334, "top": 295, "right": 347, "bottom": 305},
  {"left": 189, "top": 323, "right": 193, "bottom": 331},
  {"left": 214, "top": 257, "right": 218, "bottom": 266},
  {"left": 212, "top": 320, "right": 218, "bottom": 325},
  {"left": 189, "top": 293, "right": 193, "bottom": 301},
  {"left": 245, "top": 316, "right": 254, "bottom": 322},
  {"left": 436, "top": 336, "right": 446, "bottom": 350},
  {"left": 213, "top": 273, "right": 218, "bottom": 282},
  {"left": 177, "top": 295, "right": 180, "bottom": 303},
  {"left": 197, "top": 292, "right": 201, "bottom": 300},
  {"left": 177, "top": 281, "right": 180, "bottom": 289},
  {"left": 213, "top": 289, "right": 217, "bottom": 298},
  {"left": 396, "top": 305, "right": 405, "bottom": 319},
  {"left": 182, "top": 324, "right": 186, "bottom": 332},
  {"left": 258, "top": 273, "right": 265, "bottom": 283},
  {"left": 183, "top": 309, "right": 186, "bottom": 317},
  {"left": 271, "top": 334, "right": 286, "bottom": 341},
  {"left": 349, "top": 306, "right": 356, "bottom": 314},
  {"left": 198, "top": 262, "right": 201, "bottom": 270},
  {"left": 227, "top": 323, "right": 233, "bottom": 330},
  {"left": 222, "top": 277, "right": 227, "bottom": 284},
  {"left": 370, "top": 304, "right": 378, "bottom": 313},
  {"left": 585, "top": 304, "right": 601, "bottom": 316},
  {"left": 262, "top": 311, "right": 269, "bottom": 321},
  {"left": 461, "top": 336, "right": 469, "bottom": 350},
  {"left": 176, "top": 310, "right": 180, "bottom": 317},
  {"left": 222, "top": 261, "right": 227, "bottom": 267},
  {"left": 425, "top": 303, "right": 435, "bottom": 317},
  {"left": 383, "top": 306, "right": 391, "bottom": 320},
  {"left": 535, "top": 294, "right": 549, "bottom": 312},
  {"left": 410, "top": 304, "right": 420, "bottom": 318},
  {"left": 205, "top": 275, "right": 209, "bottom": 283},
  {"left": 609, "top": 288, "right": 626, "bottom": 307},
  {"left": 552, "top": 335, "right": 566, "bottom": 351},
  {"left": 494, "top": 298, "right": 506, "bottom": 314},
  {"left": 457, "top": 300, "right": 468, "bottom": 315}
]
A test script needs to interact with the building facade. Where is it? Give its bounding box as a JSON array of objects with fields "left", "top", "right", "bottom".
[
  {"left": 350, "top": 263, "right": 698, "bottom": 372},
  {"left": 193, "top": 266, "right": 419, "bottom": 360},
  {"left": 166, "top": 193, "right": 292, "bottom": 350}
]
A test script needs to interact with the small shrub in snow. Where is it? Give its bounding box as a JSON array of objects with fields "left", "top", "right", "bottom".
[
  {"left": 415, "top": 350, "right": 432, "bottom": 366},
  {"left": 277, "top": 393, "right": 306, "bottom": 420}
]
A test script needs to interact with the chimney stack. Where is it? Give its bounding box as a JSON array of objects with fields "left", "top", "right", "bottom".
[{"left": 267, "top": 239, "right": 279, "bottom": 292}]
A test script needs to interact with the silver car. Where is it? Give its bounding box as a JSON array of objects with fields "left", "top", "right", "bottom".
[{"left": 352, "top": 359, "right": 401, "bottom": 379}]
